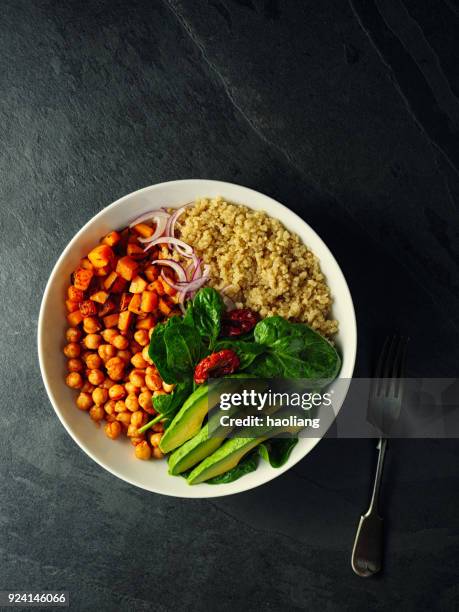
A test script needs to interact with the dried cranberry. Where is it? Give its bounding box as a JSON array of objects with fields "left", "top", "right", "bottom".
[
  {"left": 221, "top": 308, "right": 259, "bottom": 337},
  {"left": 194, "top": 349, "right": 240, "bottom": 384}
]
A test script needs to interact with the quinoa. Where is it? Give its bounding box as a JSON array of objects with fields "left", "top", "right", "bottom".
[{"left": 178, "top": 197, "right": 338, "bottom": 338}]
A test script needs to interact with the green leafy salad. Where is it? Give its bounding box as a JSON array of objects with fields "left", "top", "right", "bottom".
[{"left": 142, "top": 287, "right": 341, "bottom": 485}]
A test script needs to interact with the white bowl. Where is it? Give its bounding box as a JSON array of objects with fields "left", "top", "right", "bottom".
[{"left": 38, "top": 180, "right": 356, "bottom": 498}]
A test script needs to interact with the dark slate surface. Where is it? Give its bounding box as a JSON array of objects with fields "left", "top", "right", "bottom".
[{"left": 1, "top": 1, "right": 458, "bottom": 610}]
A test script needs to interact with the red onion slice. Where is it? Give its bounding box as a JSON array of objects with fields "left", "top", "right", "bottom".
[
  {"left": 137, "top": 214, "right": 170, "bottom": 244},
  {"left": 129, "top": 209, "right": 170, "bottom": 229},
  {"left": 159, "top": 272, "right": 209, "bottom": 292},
  {"left": 151, "top": 259, "right": 188, "bottom": 283},
  {"left": 144, "top": 236, "right": 193, "bottom": 257}
]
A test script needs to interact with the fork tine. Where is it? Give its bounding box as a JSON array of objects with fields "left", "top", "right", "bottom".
[
  {"left": 371, "top": 336, "right": 391, "bottom": 397},
  {"left": 394, "top": 337, "right": 408, "bottom": 398},
  {"left": 380, "top": 335, "right": 399, "bottom": 397}
]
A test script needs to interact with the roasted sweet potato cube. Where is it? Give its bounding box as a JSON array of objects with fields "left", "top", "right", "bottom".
[
  {"left": 133, "top": 223, "right": 154, "bottom": 238},
  {"left": 116, "top": 256, "right": 139, "bottom": 281},
  {"left": 67, "top": 310, "right": 84, "bottom": 326},
  {"left": 127, "top": 243, "right": 146, "bottom": 260},
  {"left": 103, "top": 313, "right": 119, "bottom": 328},
  {"left": 104, "top": 271, "right": 126, "bottom": 293},
  {"left": 79, "top": 300, "right": 98, "bottom": 317},
  {"left": 120, "top": 293, "right": 132, "bottom": 311},
  {"left": 73, "top": 267, "right": 93, "bottom": 291},
  {"left": 94, "top": 265, "right": 110, "bottom": 277},
  {"left": 141, "top": 291, "right": 158, "bottom": 313},
  {"left": 103, "top": 271, "right": 118, "bottom": 291},
  {"left": 118, "top": 310, "right": 133, "bottom": 332},
  {"left": 144, "top": 265, "right": 159, "bottom": 282},
  {"left": 90, "top": 290, "right": 109, "bottom": 304},
  {"left": 160, "top": 278, "right": 177, "bottom": 297},
  {"left": 147, "top": 279, "right": 165, "bottom": 296},
  {"left": 80, "top": 258, "right": 94, "bottom": 271},
  {"left": 135, "top": 315, "right": 156, "bottom": 330},
  {"left": 68, "top": 286, "right": 84, "bottom": 302},
  {"left": 158, "top": 297, "right": 172, "bottom": 316},
  {"left": 102, "top": 231, "right": 121, "bottom": 247},
  {"left": 98, "top": 299, "right": 116, "bottom": 318},
  {"left": 88, "top": 245, "right": 115, "bottom": 269},
  {"left": 66, "top": 299, "right": 79, "bottom": 313},
  {"left": 129, "top": 275, "right": 147, "bottom": 294},
  {"left": 128, "top": 293, "right": 142, "bottom": 314}
]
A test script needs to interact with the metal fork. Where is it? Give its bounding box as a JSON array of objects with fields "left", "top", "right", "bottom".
[{"left": 351, "top": 335, "right": 408, "bottom": 577}]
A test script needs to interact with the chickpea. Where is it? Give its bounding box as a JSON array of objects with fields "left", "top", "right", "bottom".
[
  {"left": 105, "top": 413, "right": 117, "bottom": 423},
  {"left": 67, "top": 358, "right": 83, "bottom": 373},
  {"left": 76, "top": 392, "right": 93, "bottom": 411},
  {"left": 162, "top": 382, "right": 175, "bottom": 393},
  {"left": 88, "top": 369, "right": 105, "bottom": 386},
  {"left": 109, "top": 384, "right": 126, "bottom": 401},
  {"left": 98, "top": 344, "right": 117, "bottom": 362},
  {"left": 152, "top": 422, "right": 165, "bottom": 433},
  {"left": 130, "top": 435, "right": 145, "bottom": 446},
  {"left": 116, "top": 411, "right": 131, "bottom": 427},
  {"left": 146, "top": 365, "right": 158, "bottom": 375},
  {"left": 63, "top": 343, "right": 81, "bottom": 358},
  {"left": 83, "top": 317, "right": 101, "bottom": 334},
  {"left": 115, "top": 400, "right": 127, "bottom": 413},
  {"left": 92, "top": 387, "right": 108, "bottom": 406},
  {"left": 84, "top": 353, "right": 103, "bottom": 370},
  {"left": 134, "top": 329, "right": 149, "bottom": 347},
  {"left": 124, "top": 382, "right": 138, "bottom": 395},
  {"left": 131, "top": 352, "right": 149, "bottom": 369},
  {"left": 89, "top": 405, "right": 105, "bottom": 421},
  {"left": 138, "top": 390, "right": 152, "bottom": 411},
  {"left": 104, "top": 421, "right": 121, "bottom": 440},
  {"left": 125, "top": 393, "right": 139, "bottom": 412},
  {"left": 152, "top": 447, "right": 164, "bottom": 460},
  {"left": 101, "top": 328, "right": 118, "bottom": 344},
  {"left": 66, "top": 327, "right": 82, "bottom": 343},
  {"left": 117, "top": 349, "right": 131, "bottom": 363},
  {"left": 153, "top": 389, "right": 166, "bottom": 397},
  {"left": 141, "top": 345, "right": 153, "bottom": 365},
  {"left": 127, "top": 424, "right": 140, "bottom": 438},
  {"left": 130, "top": 340, "right": 142, "bottom": 354},
  {"left": 101, "top": 378, "right": 115, "bottom": 390},
  {"left": 135, "top": 441, "right": 151, "bottom": 460},
  {"left": 129, "top": 369, "right": 145, "bottom": 388},
  {"left": 104, "top": 399, "right": 116, "bottom": 415},
  {"left": 149, "top": 432, "right": 162, "bottom": 448},
  {"left": 112, "top": 334, "right": 129, "bottom": 350},
  {"left": 66, "top": 372, "right": 83, "bottom": 389},
  {"left": 145, "top": 372, "right": 162, "bottom": 391},
  {"left": 106, "top": 357, "right": 125, "bottom": 381},
  {"left": 84, "top": 334, "right": 102, "bottom": 350},
  {"left": 131, "top": 410, "right": 146, "bottom": 428},
  {"left": 81, "top": 380, "right": 95, "bottom": 394}
]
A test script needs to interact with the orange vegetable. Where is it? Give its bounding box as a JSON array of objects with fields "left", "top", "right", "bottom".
[
  {"left": 158, "top": 297, "right": 171, "bottom": 316},
  {"left": 133, "top": 223, "right": 154, "bottom": 238},
  {"left": 160, "top": 278, "right": 177, "bottom": 297},
  {"left": 98, "top": 299, "right": 116, "bottom": 318},
  {"left": 129, "top": 275, "right": 147, "bottom": 294},
  {"left": 141, "top": 291, "right": 158, "bottom": 313},
  {"left": 66, "top": 299, "right": 79, "bottom": 313},
  {"left": 79, "top": 300, "right": 98, "bottom": 317},
  {"left": 116, "top": 256, "right": 139, "bottom": 281},
  {"left": 118, "top": 310, "right": 133, "bottom": 332},
  {"left": 103, "top": 313, "right": 119, "bottom": 328},
  {"left": 67, "top": 310, "right": 84, "bottom": 326},
  {"left": 90, "top": 290, "right": 109, "bottom": 304},
  {"left": 74, "top": 268, "right": 93, "bottom": 291},
  {"left": 103, "top": 271, "right": 118, "bottom": 291},
  {"left": 68, "top": 286, "right": 84, "bottom": 302},
  {"left": 147, "top": 279, "right": 165, "bottom": 296},
  {"left": 144, "top": 265, "right": 159, "bottom": 282},
  {"left": 120, "top": 293, "right": 132, "bottom": 311},
  {"left": 104, "top": 271, "right": 126, "bottom": 293},
  {"left": 94, "top": 265, "right": 110, "bottom": 277},
  {"left": 80, "top": 258, "right": 94, "bottom": 271},
  {"left": 88, "top": 245, "right": 115, "bottom": 269},
  {"left": 135, "top": 316, "right": 156, "bottom": 330},
  {"left": 128, "top": 293, "right": 142, "bottom": 314},
  {"left": 127, "top": 243, "right": 145, "bottom": 260},
  {"left": 102, "top": 231, "right": 121, "bottom": 247}
]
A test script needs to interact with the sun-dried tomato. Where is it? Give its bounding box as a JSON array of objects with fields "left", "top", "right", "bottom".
[
  {"left": 194, "top": 349, "right": 240, "bottom": 385},
  {"left": 221, "top": 308, "right": 259, "bottom": 337}
]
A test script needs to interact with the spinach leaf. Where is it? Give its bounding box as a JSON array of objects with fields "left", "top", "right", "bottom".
[
  {"left": 214, "top": 339, "right": 266, "bottom": 370},
  {"left": 206, "top": 451, "right": 259, "bottom": 484},
  {"left": 152, "top": 379, "right": 194, "bottom": 423},
  {"left": 250, "top": 316, "right": 341, "bottom": 381},
  {"left": 186, "top": 287, "right": 224, "bottom": 348},
  {"left": 258, "top": 436, "right": 299, "bottom": 468},
  {"left": 149, "top": 315, "right": 206, "bottom": 384}
]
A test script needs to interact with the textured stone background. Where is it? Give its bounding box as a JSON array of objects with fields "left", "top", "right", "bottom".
[{"left": 1, "top": 1, "right": 458, "bottom": 610}]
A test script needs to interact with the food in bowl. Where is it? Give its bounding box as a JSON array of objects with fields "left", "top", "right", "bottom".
[{"left": 62, "top": 197, "right": 341, "bottom": 482}]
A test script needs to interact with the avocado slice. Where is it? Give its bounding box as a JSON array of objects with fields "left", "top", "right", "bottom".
[
  {"left": 187, "top": 420, "right": 303, "bottom": 485},
  {"left": 160, "top": 375, "right": 253, "bottom": 454}
]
